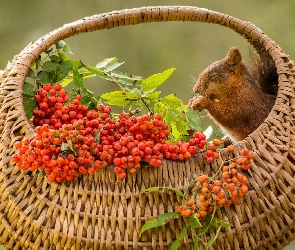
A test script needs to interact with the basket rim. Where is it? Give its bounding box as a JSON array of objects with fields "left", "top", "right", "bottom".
[{"left": 1, "top": 6, "right": 293, "bottom": 143}]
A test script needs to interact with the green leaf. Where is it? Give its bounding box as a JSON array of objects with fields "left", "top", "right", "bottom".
[
  {"left": 145, "top": 91, "right": 161, "bottom": 101},
  {"left": 44, "top": 47, "right": 53, "bottom": 54},
  {"left": 140, "top": 186, "right": 184, "bottom": 197},
  {"left": 42, "top": 61, "right": 60, "bottom": 73},
  {"left": 23, "top": 82, "right": 35, "bottom": 96},
  {"left": 59, "top": 61, "right": 73, "bottom": 73},
  {"left": 140, "top": 212, "right": 179, "bottom": 236},
  {"left": 141, "top": 68, "right": 175, "bottom": 93},
  {"left": 37, "top": 71, "right": 51, "bottom": 84},
  {"left": 211, "top": 218, "right": 232, "bottom": 228},
  {"left": 193, "top": 236, "right": 199, "bottom": 250},
  {"left": 196, "top": 207, "right": 216, "bottom": 237},
  {"left": 83, "top": 63, "right": 114, "bottom": 82},
  {"left": 206, "top": 226, "right": 221, "bottom": 249},
  {"left": 71, "top": 60, "right": 83, "bottom": 88},
  {"left": 104, "top": 59, "right": 124, "bottom": 72},
  {"left": 189, "top": 214, "right": 202, "bottom": 228},
  {"left": 56, "top": 40, "right": 73, "bottom": 54},
  {"left": 62, "top": 43, "right": 73, "bottom": 54},
  {"left": 161, "top": 94, "right": 182, "bottom": 107},
  {"left": 61, "top": 78, "right": 73, "bottom": 87},
  {"left": 49, "top": 55, "right": 60, "bottom": 62},
  {"left": 27, "top": 68, "right": 35, "bottom": 79},
  {"left": 23, "top": 95, "right": 36, "bottom": 119},
  {"left": 111, "top": 71, "right": 142, "bottom": 81},
  {"left": 58, "top": 52, "right": 69, "bottom": 61},
  {"left": 186, "top": 108, "right": 202, "bottom": 131},
  {"left": 96, "top": 57, "right": 117, "bottom": 69},
  {"left": 56, "top": 40, "right": 67, "bottom": 49},
  {"left": 101, "top": 91, "right": 141, "bottom": 106},
  {"left": 169, "top": 226, "right": 188, "bottom": 250},
  {"left": 35, "top": 55, "right": 41, "bottom": 67}
]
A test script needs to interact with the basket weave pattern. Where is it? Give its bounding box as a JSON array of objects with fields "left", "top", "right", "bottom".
[{"left": 0, "top": 6, "right": 294, "bottom": 250}]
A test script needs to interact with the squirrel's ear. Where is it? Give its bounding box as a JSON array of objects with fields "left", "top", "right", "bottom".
[{"left": 226, "top": 47, "right": 242, "bottom": 66}]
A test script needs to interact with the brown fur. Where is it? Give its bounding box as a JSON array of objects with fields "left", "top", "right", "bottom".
[{"left": 189, "top": 47, "right": 276, "bottom": 142}]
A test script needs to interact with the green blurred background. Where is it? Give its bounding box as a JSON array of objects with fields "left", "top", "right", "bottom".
[{"left": 0, "top": 1, "right": 294, "bottom": 249}]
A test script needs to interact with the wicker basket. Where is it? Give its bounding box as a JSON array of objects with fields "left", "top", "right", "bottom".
[{"left": 0, "top": 6, "right": 294, "bottom": 250}]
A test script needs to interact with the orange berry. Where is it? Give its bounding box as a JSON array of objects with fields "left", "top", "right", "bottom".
[
  {"left": 212, "top": 185, "right": 220, "bottom": 194},
  {"left": 195, "top": 213, "right": 201, "bottom": 219},
  {"left": 198, "top": 195, "right": 206, "bottom": 202},
  {"left": 227, "top": 145, "right": 234, "bottom": 153},
  {"left": 216, "top": 198, "right": 226, "bottom": 206},
  {"left": 198, "top": 174, "right": 208, "bottom": 184},
  {"left": 186, "top": 200, "right": 194, "bottom": 206},
  {"left": 177, "top": 205, "right": 184, "bottom": 213},
  {"left": 240, "top": 184, "right": 248, "bottom": 194},
  {"left": 214, "top": 180, "right": 221, "bottom": 186},
  {"left": 242, "top": 176, "right": 248, "bottom": 184},
  {"left": 246, "top": 153, "right": 254, "bottom": 160},
  {"left": 241, "top": 149, "right": 249, "bottom": 156},
  {"left": 222, "top": 171, "right": 230, "bottom": 179},
  {"left": 237, "top": 157, "right": 245, "bottom": 166},
  {"left": 183, "top": 209, "right": 193, "bottom": 217},
  {"left": 222, "top": 182, "right": 228, "bottom": 190},
  {"left": 223, "top": 165, "right": 229, "bottom": 172},
  {"left": 202, "top": 187, "right": 209, "bottom": 194},
  {"left": 217, "top": 191, "right": 225, "bottom": 199},
  {"left": 199, "top": 210, "right": 207, "bottom": 218},
  {"left": 228, "top": 183, "right": 236, "bottom": 192},
  {"left": 231, "top": 177, "right": 239, "bottom": 184},
  {"left": 200, "top": 200, "right": 209, "bottom": 207},
  {"left": 242, "top": 163, "right": 250, "bottom": 171},
  {"left": 205, "top": 192, "right": 212, "bottom": 199},
  {"left": 129, "top": 167, "right": 137, "bottom": 174},
  {"left": 230, "top": 168, "right": 237, "bottom": 176},
  {"left": 231, "top": 196, "right": 240, "bottom": 205},
  {"left": 213, "top": 138, "right": 222, "bottom": 146}
]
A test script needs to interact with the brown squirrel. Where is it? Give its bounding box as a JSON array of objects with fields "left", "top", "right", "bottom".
[{"left": 189, "top": 47, "right": 277, "bottom": 142}]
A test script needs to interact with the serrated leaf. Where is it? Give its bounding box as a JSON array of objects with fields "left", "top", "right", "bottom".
[
  {"left": 161, "top": 94, "right": 182, "bottom": 107},
  {"left": 105, "top": 60, "right": 124, "bottom": 72},
  {"left": 71, "top": 60, "right": 83, "bottom": 88},
  {"left": 23, "top": 82, "right": 35, "bottom": 96},
  {"left": 37, "top": 71, "right": 51, "bottom": 84},
  {"left": 96, "top": 57, "right": 117, "bottom": 69},
  {"left": 27, "top": 68, "right": 35, "bottom": 79},
  {"left": 56, "top": 40, "right": 66, "bottom": 49},
  {"left": 58, "top": 52, "right": 69, "bottom": 61},
  {"left": 23, "top": 95, "right": 36, "bottom": 119},
  {"left": 56, "top": 72, "right": 68, "bottom": 82},
  {"left": 141, "top": 68, "right": 175, "bottom": 93},
  {"left": 42, "top": 61, "right": 60, "bottom": 73},
  {"left": 140, "top": 212, "right": 179, "bottom": 236},
  {"left": 83, "top": 63, "right": 114, "bottom": 82},
  {"left": 189, "top": 214, "right": 202, "bottom": 228},
  {"left": 186, "top": 108, "right": 202, "bottom": 131},
  {"left": 111, "top": 71, "right": 142, "bottom": 81},
  {"left": 169, "top": 226, "right": 188, "bottom": 250},
  {"left": 49, "top": 55, "right": 60, "bottom": 62},
  {"left": 35, "top": 55, "right": 41, "bottom": 66},
  {"left": 59, "top": 61, "right": 73, "bottom": 74},
  {"left": 101, "top": 91, "right": 141, "bottom": 106},
  {"left": 61, "top": 78, "right": 73, "bottom": 87},
  {"left": 140, "top": 186, "right": 184, "bottom": 197},
  {"left": 62, "top": 44, "right": 73, "bottom": 54},
  {"left": 206, "top": 226, "right": 221, "bottom": 249},
  {"left": 154, "top": 102, "right": 165, "bottom": 114},
  {"left": 145, "top": 91, "right": 161, "bottom": 101}
]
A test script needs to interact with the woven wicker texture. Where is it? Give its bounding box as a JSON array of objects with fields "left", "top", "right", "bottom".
[{"left": 0, "top": 6, "right": 294, "bottom": 250}]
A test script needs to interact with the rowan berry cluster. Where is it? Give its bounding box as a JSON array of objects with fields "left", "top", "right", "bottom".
[
  {"left": 12, "top": 84, "right": 209, "bottom": 182},
  {"left": 177, "top": 145, "right": 253, "bottom": 216}
]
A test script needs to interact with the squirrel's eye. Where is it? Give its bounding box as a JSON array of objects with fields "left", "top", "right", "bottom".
[{"left": 208, "top": 72, "right": 218, "bottom": 79}]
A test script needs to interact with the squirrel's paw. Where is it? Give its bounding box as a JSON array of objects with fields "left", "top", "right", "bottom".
[{"left": 189, "top": 96, "right": 206, "bottom": 111}]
